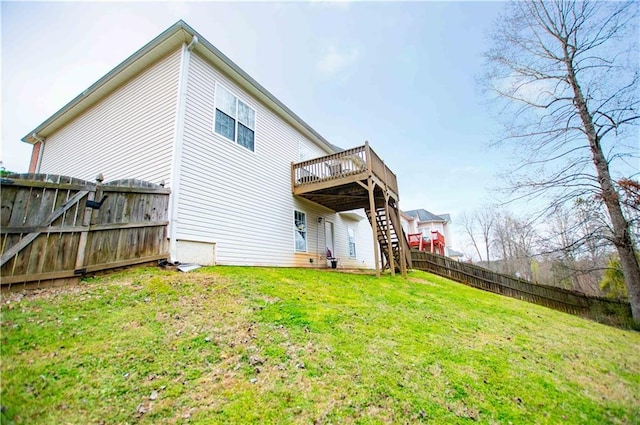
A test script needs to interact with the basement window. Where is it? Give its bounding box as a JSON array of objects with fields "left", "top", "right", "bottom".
[
  {"left": 214, "top": 83, "right": 256, "bottom": 152},
  {"left": 294, "top": 210, "right": 307, "bottom": 252}
]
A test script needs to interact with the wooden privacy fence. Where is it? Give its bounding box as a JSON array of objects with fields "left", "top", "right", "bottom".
[
  {"left": 1, "top": 174, "right": 170, "bottom": 290},
  {"left": 411, "top": 250, "right": 633, "bottom": 327}
]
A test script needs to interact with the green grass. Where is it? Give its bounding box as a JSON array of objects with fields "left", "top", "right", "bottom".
[{"left": 1, "top": 267, "right": 639, "bottom": 424}]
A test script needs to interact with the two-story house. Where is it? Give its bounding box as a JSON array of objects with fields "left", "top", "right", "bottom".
[{"left": 22, "top": 21, "right": 409, "bottom": 275}]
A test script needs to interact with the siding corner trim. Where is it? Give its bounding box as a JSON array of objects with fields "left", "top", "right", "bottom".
[{"left": 168, "top": 41, "right": 193, "bottom": 262}]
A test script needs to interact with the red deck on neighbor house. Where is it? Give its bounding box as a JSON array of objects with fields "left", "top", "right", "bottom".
[{"left": 407, "top": 231, "right": 445, "bottom": 255}]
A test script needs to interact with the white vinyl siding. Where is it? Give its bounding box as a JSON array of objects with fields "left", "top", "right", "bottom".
[
  {"left": 298, "top": 138, "right": 327, "bottom": 161},
  {"left": 400, "top": 215, "right": 419, "bottom": 235},
  {"left": 38, "top": 49, "right": 182, "bottom": 184},
  {"left": 175, "top": 52, "right": 374, "bottom": 267},
  {"left": 418, "top": 223, "right": 445, "bottom": 237},
  {"left": 299, "top": 141, "right": 314, "bottom": 161},
  {"left": 417, "top": 222, "right": 451, "bottom": 249},
  {"left": 335, "top": 212, "right": 373, "bottom": 268}
]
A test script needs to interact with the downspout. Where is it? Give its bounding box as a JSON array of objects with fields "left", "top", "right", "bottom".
[
  {"left": 168, "top": 35, "right": 198, "bottom": 262},
  {"left": 32, "top": 133, "right": 46, "bottom": 173},
  {"left": 187, "top": 35, "right": 198, "bottom": 51}
]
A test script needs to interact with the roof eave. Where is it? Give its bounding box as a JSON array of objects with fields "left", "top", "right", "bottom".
[
  {"left": 22, "top": 21, "right": 191, "bottom": 144},
  {"left": 22, "top": 20, "right": 339, "bottom": 154},
  {"left": 400, "top": 210, "right": 414, "bottom": 220}
]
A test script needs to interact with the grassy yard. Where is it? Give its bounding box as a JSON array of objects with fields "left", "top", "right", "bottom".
[{"left": 1, "top": 267, "right": 639, "bottom": 424}]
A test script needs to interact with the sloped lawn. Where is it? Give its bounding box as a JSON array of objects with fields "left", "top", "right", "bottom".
[{"left": 1, "top": 267, "right": 639, "bottom": 424}]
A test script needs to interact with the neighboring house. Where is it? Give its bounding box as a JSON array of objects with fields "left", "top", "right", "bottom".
[
  {"left": 22, "top": 21, "right": 409, "bottom": 274},
  {"left": 447, "top": 248, "right": 465, "bottom": 261},
  {"left": 401, "top": 209, "right": 457, "bottom": 257}
]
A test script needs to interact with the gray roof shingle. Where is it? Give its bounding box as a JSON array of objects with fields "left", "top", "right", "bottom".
[{"left": 403, "top": 209, "right": 449, "bottom": 223}]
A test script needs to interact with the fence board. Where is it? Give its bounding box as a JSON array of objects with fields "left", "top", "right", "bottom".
[
  {"left": 0, "top": 190, "right": 90, "bottom": 266},
  {"left": 411, "top": 250, "right": 633, "bottom": 328},
  {"left": 1, "top": 174, "right": 170, "bottom": 290}
]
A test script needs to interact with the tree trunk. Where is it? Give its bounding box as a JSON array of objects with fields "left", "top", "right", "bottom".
[
  {"left": 564, "top": 47, "right": 640, "bottom": 323},
  {"left": 484, "top": 242, "right": 490, "bottom": 267}
]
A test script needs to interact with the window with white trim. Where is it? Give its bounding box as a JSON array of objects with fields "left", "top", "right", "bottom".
[
  {"left": 214, "top": 83, "right": 256, "bottom": 152},
  {"left": 294, "top": 210, "right": 307, "bottom": 252},
  {"left": 347, "top": 227, "right": 356, "bottom": 258}
]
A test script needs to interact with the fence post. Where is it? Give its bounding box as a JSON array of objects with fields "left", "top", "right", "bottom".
[
  {"left": 73, "top": 174, "right": 100, "bottom": 272},
  {"left": 90, "top": 174, "right": 104, "bottom": 226}
]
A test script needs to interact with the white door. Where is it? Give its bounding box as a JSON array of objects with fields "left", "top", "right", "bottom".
[{"left": 324, "top": 221, "right": 335, "bottom": 258}]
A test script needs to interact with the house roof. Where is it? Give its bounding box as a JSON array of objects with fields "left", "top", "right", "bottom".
[
  {"left": 22, "top": 20, "right": 341, "bottom": 154},
  {"left": 399, "top": 210, "right": 414, "bottom": 221},
  {"left": 447, "top": 248, "right": 464, "bottom": 258},
  {"left": 403, "top": 209, "right": 450, "bottom": 223}
]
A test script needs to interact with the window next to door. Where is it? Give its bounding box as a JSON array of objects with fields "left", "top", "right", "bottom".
[
  {"left": 294, "top": 210, "right": 307, "bottom": 252},
  {"left": 348, "top": 227, "right": 356, "bottom": 258}
]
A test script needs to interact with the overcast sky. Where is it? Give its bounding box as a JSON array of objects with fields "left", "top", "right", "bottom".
[{"left": 2, "top": 1, "right": 514, "bottom": 254}]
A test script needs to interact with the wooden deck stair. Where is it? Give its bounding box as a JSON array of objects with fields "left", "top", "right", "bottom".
[{"left": 365, "top": 203, "right": 411, "bottom": 273}]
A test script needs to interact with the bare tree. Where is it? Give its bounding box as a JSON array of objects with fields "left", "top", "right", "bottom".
[
  {"left": 460, "top": 211, "right": 483, "bottom": 262},
  {"left": 544, "top": 201, "right": 612, "bottom": 294},
  {"left": 484, "top": 1, "right": 640, "bottom": 322},
  {"left": 491, "top": 211, "right": 538, "bottom": 279},
  {"left": 618, "top": 178, "right": 640, "bottom": 241},
  {"left": 477, "top": 209, "right": 495, "bottom": 265},
  {"left": 460, "top": 208, "right": 495, "bottom": 264}
]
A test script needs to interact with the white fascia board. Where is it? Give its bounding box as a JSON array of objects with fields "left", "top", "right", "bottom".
[
  {"left": 22, "top": 20, "right": 339, "bottom": 156},
  {"left": 338, "top": 210, "right": 367, "bottom": 221},
  {"left": 22, "top": 23, "right": 190, "bottom": 144}
]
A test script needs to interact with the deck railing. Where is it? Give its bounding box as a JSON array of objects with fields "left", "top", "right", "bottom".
[
  {"left": 407, "top": 231, "right": 446, "bottom": 253},
  {"left": 431, "top": 230, "right": 445, "bottom": 245},
  {"left": 292, "top": 144, "right": 398, "bottom": 195}
]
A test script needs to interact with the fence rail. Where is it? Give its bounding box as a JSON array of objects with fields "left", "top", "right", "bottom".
[
  {"left": 411, "top": 250, "right": 633, "bottom": 327},
  {"left": 1, "top": 174, "right": 170, "bottom": 290}
]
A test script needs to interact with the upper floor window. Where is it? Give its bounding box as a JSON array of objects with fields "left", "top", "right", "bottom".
[{"left": 214, "top": 83, "right": 256, "bottom": 152}]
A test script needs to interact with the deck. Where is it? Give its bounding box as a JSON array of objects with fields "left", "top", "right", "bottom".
[
  {"left": 407, "top": 231, "right": 446, "bottom": 255},
  {"left": 291, "top": 144, "right": 399, "bottom": 211},
  {"left": 291, "top": 143, "right": 410, "bottom": 277}
]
